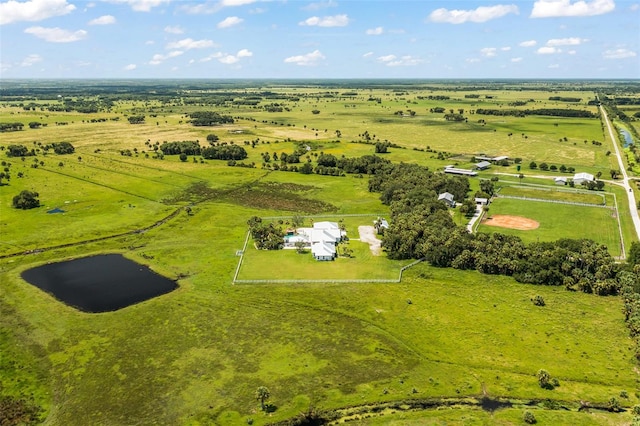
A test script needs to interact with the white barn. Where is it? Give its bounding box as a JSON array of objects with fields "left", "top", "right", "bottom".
[{"left": 573, "top": 172, "right": 594, "bottom": 185}]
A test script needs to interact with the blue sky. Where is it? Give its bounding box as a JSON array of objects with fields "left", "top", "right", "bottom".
[{"left": 1, "top": 0, "right": 638, "bottom": 79}]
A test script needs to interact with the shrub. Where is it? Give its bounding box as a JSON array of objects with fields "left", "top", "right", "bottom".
[{"left": 532, "top": 295, "right": 545, "bottom": 306}]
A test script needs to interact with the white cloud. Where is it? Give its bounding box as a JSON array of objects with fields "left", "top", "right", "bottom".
[
  {"left": 429, "top": 4, "right": 519, "bottom": 24},
  {"left": 377, "top": 54, "right": 421, "bottom": 66},
  {"left": 548, "top": 63, "right": 560, "bottom": 68},
  {"left": 0, "top": 0, "right": 75, "bottom": 25},
  {"left": 180, "top": 0, "right": 263, "bottom": 14},
  {"left": 124, "top": 63, "right": 137, "bottom": 70},
  {"left": 302, "top": 0, "right": 337, "bottom": 11},
  {"left": 546, "top": 37, "right": 588, "bottom": 46},
  {"left": 531, "top": 0, "right": 615, "bottom": 17},
  {"left": 511, "top": 57, "right": 523, "bottom": 62},
  {"left": 105, "top": 0, "right": 170, "bottom": 12},
  {"left": 219, "top": 48, "right": 253, "bottom": 63},
  {"left": 145, "top": 40, "right": 154, "bottom": 45},
  {"left": 164, "top": 25, "right": 183, "bottom": 34},
  {"left": 603, "top": 48, "right": 637, "bottom": 59},
  {"left": 166, "top": 38, "right": 216, "bottom": 50},
  {"left": 284, "top": 49, "right": 325, "bottom": 66},
  {"left": 537, "top": 46, "right": 562, "bottom": 54},
  {"left": 88, "top": 15, "right": 116, "bottom": 25},
  {"left": 149, "top": 50, "right": 183, "bottom": 65},
  {"left": 366, "top": 26, "right": 383, "bottom": 35},
  {"left": 519, "top": 40, "right": 537, "bottom": 47},
  {"left": 501, "top": 46, "right": 511, "bottom": 51},
  {"left": 217, "top": 16, "right": 243, "bottom": 28},
  {"left": 20, "top": 53, "right": 43, "bottom": 66},
  {"left": 362, "top": 51, "right": 373, "bottom": 58},
  {"left": 299, "top": 14, "right": 349, "bottom": 27},
  {"left": 200, "top": 52, "right": 223, "bottom": 62},
  {"left": 480, "top": 47, "right": 498, "bottom": 57},
  {"left": 24, "top": 26, "right": 87, "bottom": 42},
  {"left": 630, "top": 3, "right": 639, "bottom": 11},
  {"left": 466, "top": 58, "right": 481, "bottom": 63}
]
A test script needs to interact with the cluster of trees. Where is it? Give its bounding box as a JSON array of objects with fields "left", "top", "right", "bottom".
[
  {"left": 247, "top": 216, "right": 284, "bottom": 250},
  {"left": 370, "top": 163, "right": 620, "bottom": 295},
  {"left": 5, "top": 145, "right": 35, "bottom": 157},
  {"left": 51, "top": 142, "right": 74, "bottom": 155},
  {"left": 0, "top": 122, "right": 24, "bottom": 132},
  {"left": 549, "top": 96, "right": 582, "bottom": 102},
  {"left": 188, "top": 111, "right": 234, "bottom": 126},
  {"left": 202, "top": 144, "right": 248, "bottom": 160},
  {"left": 127, "top": 115, "right": 145, "bottom": 124},
  {"left": 12, "top": 190, "right": 40, "bottom": 209},
  {"left": 474, "top": 108, "right": 596, "bottom": 118},
  {"left": 159, "top": 141, "right": 201, "bottom": 156}
]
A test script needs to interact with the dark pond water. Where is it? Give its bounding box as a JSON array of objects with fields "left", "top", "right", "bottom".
[{"left": 21, "top": 254, "right": 178, "bottom": 313}]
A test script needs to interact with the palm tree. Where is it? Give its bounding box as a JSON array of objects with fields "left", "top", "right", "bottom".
[{"left": 255, "top": 386, "right": 270, "bottom": 411}]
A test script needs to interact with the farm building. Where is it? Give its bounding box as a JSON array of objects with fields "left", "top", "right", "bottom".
[
  {"left": 475, "top": 161, "right": 492, "bottom": 170},
  {"left": 438, "top": 192, "right": 456, "bottom": 207},
  {"left": 374, "top": 218, "right": 389, "bottom": 234},
  {"left": 573, "top": 172, "right": 594, "bottom": 185},
  {"left": 444, "top": 166, "right": 478, "bottom": 176},
  {"left": 555, "top": 177, "right": 567, "bottom": 185},
  {"left": 475, "top": 197, "right": 489, "bottom": 206}
]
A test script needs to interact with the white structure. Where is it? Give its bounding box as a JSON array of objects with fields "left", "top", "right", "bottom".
[
  {"left": 554, "top": 177, "right": 567, "bottom": 185},
  {"left": 475, "top": 197, "right": 489, "bottom": 206},
  {"left": 438, "top": 192, "right": 456, "bottom": 207},
  {"left": 573, "top": 172, "right": 594, "bottom": 185},
  {"left": 444, "top": 166, "right": 478, "bottom": 176},
  {"left": 475, "top": 161, "right": 492, "bottom": 170},
  {"left": 283, "top": 221, "right": 345, "bottom": 261}
]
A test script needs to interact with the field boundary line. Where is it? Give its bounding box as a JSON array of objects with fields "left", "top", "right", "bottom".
[{"left": 495, "top": 194, "right": 612, "bottom": 208}]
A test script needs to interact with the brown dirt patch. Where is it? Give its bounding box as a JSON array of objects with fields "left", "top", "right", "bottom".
[{"left": 482, "top": 215, "right": 539, "bottom": 231}]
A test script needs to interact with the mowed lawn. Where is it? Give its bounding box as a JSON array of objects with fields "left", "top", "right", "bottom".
[{"left": 478, "top": 197, "right": 623, "bottom": 256}]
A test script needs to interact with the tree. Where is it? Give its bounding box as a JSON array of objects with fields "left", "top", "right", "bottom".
[
  {"left": 295, "top": 240, "right": 307, "bottom": 254},
  {"left": 537, "top": 369, "right": 552, "bottom": 389},
  {"left": 179, "top": 153, "right": 188, "bottom": 162},
  {"left": 12, "top": 190, "right": 40, "bottom": 210},
  {"left": 523, "top": 410, "right": 536, "bottom": 424},
  {"left": 255, "top": 386, "right": 270, "bottom": 411},
  {"left": 532, "top": 295, "right": 545, "bottom": 306},
  {"left": 529, "top": 161, "right": 537, "bottom": 169}
]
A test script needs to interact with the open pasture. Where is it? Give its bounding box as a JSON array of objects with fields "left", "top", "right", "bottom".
[{"left": 0, "top": 82, "right": 637, "bottom": 425}]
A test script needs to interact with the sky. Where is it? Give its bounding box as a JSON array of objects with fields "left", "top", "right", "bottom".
[{"left": 0, "top": 0, "right": 639, "bottom": 79}]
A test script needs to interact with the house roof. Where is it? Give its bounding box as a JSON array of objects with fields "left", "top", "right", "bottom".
[
  {"left": 476, "top": 161, "right": 492, "bottom": 169},
  {"left": 311, "top": 228, "right": 340, "bottom": 243},
  {"left": 312, "top": 241, "right": 335, "bottom": 257},
  {"left": 493, "top": 156, "right": 509, "bottom": 162},
  {"left": 313, "top": 221, "right": 339, "bottom": 230},
  {"left": 438, "top": 192, "right": 455, "bottom": 202},
  {"left": 555, "top": 177, "right": 567, "bottom": 182},
  {"left": 573, "top": 172, "right": 594, "bottom": 181}
]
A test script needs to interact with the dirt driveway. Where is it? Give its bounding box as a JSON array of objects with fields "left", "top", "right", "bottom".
[{"left": 358, "top": 226, "right": 382, "bottom": 256}]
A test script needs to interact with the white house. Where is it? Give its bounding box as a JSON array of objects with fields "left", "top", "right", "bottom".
[
  {"left": 475, "top": 197, "right": 489, "bottom": 206},
  {"left": 573, "top": 172, "right": 594, "bottom": 185},
  {"left": 284, "top": 221, "right": 344, "bottom": 261},
  {"left": 438, "top": 192, "right": 456, "bottom": 208}
]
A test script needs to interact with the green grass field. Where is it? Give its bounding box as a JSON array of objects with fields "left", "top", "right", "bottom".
[{"left": 0, "top": 83, "right": 637, "bottom": 425}]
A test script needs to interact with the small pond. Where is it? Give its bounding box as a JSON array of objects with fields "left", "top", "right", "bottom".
[
  {"left": 21, "top": 254, "right": 178, "bottom": 313},
  {"left": 621, "top": 129, "right": 634, "bottom": 147}
]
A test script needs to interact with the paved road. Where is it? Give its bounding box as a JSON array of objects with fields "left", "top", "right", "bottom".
[{"left": 601, "top": 104, "right": 640, "bottom": 241}]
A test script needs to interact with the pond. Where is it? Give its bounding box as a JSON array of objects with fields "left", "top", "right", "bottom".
[
  {"left": 21, "top": 254, "right": 178, "bottom": 313},
  {"left": 621, "top": 129, "right": 634, "bottom": 147}
]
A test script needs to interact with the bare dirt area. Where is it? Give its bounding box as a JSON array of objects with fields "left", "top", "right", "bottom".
[
  {"left": 358, "top": 226, "right": 382, "bottom": 255},
  {"left": 482, "top": 215, "right": 539, "bottom": 231}
]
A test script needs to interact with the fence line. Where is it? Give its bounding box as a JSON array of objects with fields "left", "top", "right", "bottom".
[
  {"left": 261, "top": 213, "right": 388, "bottom": 220},
  {"left": 232, "top": 257, "right": 426, "bottom": 285},
  {"left": 495, "top": 195, "right": 612, "bottom": 208}
]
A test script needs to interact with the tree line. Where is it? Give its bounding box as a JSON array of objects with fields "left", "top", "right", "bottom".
[{"left": 474, "top": 108, "right": 596, "bottom": 118}]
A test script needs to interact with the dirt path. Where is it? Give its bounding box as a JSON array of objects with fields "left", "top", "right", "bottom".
[{"left": 358, "top": 225, "right": 382, "bottom": 256}]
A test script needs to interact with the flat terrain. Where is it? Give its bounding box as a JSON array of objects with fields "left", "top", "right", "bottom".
[{"left": 0, "top": 81, "right": 638, "bottom": 425}]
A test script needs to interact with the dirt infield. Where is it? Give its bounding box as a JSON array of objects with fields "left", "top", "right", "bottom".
[{"left": 482, "top": 215, "right": 539, "bottom": 231}]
